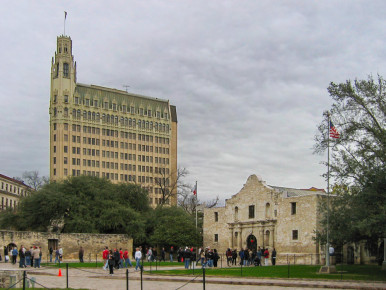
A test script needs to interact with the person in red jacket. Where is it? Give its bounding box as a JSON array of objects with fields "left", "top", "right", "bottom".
[
  {"left": 123, "top": 249, "right": 133, "bottom": 267},
  {"left": 264, "top": 248, "right": 269, "bottom": 266},
  {"left": 102, "top": 247, "right": 109, "bottom": 270}
]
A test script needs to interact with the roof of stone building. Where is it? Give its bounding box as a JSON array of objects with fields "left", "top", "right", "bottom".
[
  {"left": 0, "top": 173, "right": 31, "bottom": 188},
  {"left": 74, "top": 83, "right": 171, "bottom": 109},
  {"left": 270, "top": 186, "right": 327, "bottom": 197}
]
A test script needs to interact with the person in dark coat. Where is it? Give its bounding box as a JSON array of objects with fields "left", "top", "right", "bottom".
[
  {"left": 272, "top": 248, "right": 277, "bottom": 266},
  {"left": 160, "top": 248, "right": 166, "bottom": 262},
  {"left": 113, "top": 249, "right": 120, "bottom": 269},
  {"left": 213, "top": 249, "right": 219, "bottom": 267},
  {"left": 108, "top": 250, "right": 115, "bottom": 275}
]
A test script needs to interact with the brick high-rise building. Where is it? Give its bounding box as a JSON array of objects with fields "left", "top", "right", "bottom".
[{"left": 49, "top": 35, "right": 177, "bottom": 206}]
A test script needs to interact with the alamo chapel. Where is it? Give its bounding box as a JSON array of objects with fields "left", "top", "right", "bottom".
[{"left": 203, "top": 174, "right": 327, "bottom": 264}]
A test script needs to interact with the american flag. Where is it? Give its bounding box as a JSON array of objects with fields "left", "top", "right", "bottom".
[{"left": 329, "top": 121, "right": 340, "bottom": 139}]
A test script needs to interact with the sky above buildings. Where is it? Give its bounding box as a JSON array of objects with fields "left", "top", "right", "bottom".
[{"left": 1, "top": 1, "right": 385, "bottom": 202}]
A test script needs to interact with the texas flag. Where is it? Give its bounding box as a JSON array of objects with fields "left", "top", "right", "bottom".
[{"left": 192, "top": 183, "right": 197, "bottom": 195}]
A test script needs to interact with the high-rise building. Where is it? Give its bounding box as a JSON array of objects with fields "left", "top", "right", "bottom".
[{"left": 49, "top": 35, "right": 178, "bottom": 206}]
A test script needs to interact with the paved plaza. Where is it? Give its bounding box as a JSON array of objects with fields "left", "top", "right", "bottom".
[{"left": 1, "top": 262, "right": 385, "bottom": 289}]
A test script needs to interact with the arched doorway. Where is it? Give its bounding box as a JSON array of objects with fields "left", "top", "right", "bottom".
[{"left": 247, "top": 234, "right": 257, "bottom": 251}]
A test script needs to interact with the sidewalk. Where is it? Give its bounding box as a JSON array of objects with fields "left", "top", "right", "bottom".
[{"left": 1, "top": 261, "right": 385, "bottom": 289}]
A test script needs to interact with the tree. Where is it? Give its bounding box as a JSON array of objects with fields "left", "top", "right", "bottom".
[
  {"left": 155, "top": 167, "right": 190, "bottom": 206},
  {"left": 21, "top": 170, "right": 49, "bottom": 190},
  {"left": 0, "top": 176, "right": 150, "bottom": 244},
  {"left": 148, "top": 206, "right": 201, "bottom": 248},
  {"left": 314, "top": 75, "right": 386, "bottom": 245}
]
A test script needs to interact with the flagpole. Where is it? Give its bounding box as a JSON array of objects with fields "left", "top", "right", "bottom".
[
  {"left": 326, "top": 112, "right": 330, "bottom": 267},
  {"left": 195, "top": 181, "right": 198, "bottom": 229}
]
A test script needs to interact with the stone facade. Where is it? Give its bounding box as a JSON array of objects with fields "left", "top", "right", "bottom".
[
  {"left": 0, "top": 174, "right": 32, "bottom": 211},
  {"left": 0, "top": 230, "right": 132, "bottom": 260},
  {"left": 203, "top": 175, "right": 326, "bottom": 265}
]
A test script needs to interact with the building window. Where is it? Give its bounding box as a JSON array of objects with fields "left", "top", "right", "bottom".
[
  {"left": 64, "top": 146, "right": 68, "bottom": 153},
  {"left": 214, "top": 212, "right": 218, "bottom": 222},
  {"left": 214, "top": 234, "right": 218, "bottom": 242},
  {"left": 249, "top": 205, "right": 255, "bottom": 219},
  {"left": 74, "top": 97, "right": 79, "bottom": 104},
  {"left": 291, "top": 202, "right": 297, "bottom": 215},
  {"left": 265, "top": 203, "right": 271, "bottom": 218},
  {"left": 63, "top": 63, "right": 69, "bottom": 77},
  {"left": 292, "top": 230, "right": 298, "bottom": 240},
  {"left": 64, "top": 95, "right": 68, "bottom": 103},
  {"left": 234, "top": 206, "right": 239, "bottom": 221}
]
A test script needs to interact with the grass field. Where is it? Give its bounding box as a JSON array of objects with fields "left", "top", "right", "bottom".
[{"left": 149, "top": 264, "right": 386, "bottom": 282}]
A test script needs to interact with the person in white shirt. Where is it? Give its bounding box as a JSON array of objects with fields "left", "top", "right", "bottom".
[{"left": 135, "top": 248, "right": 142, "bottom": 271}]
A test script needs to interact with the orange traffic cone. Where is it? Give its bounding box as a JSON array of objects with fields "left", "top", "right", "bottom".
[{"left": 58, "top": 268, "right": 62, "bottom": 277}]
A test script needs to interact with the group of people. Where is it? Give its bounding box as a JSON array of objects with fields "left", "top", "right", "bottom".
[
  {"left": 226, "top": 247, "right": 277, "bottom": 266},
  {"left": 102, "top": 246, "right": 133, "bottom": 275},
  {"left": 4, "top": 246, "right": 43, "bottom": 268}
]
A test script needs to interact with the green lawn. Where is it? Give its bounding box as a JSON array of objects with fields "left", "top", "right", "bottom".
[{"left": 149, "top": 264, "right": 386, "bottom": 282}]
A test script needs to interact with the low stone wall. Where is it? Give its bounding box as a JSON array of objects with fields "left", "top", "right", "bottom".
[
  {"left": 0, "top": 230, "right": 133, "bottom": 260},
  {"left": 0, "top": 270, "right": 24, "bottom": 288}
]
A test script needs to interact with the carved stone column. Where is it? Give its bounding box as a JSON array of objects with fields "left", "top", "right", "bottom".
[
  {"left": 229, "top": 227, "right": 234, "bottom": 249},
  {"left": 269, "top": 228, "right": 274, "bottom": 248},
  {"left": 239, "top": 228, "right": 243, "bottom": 249}
]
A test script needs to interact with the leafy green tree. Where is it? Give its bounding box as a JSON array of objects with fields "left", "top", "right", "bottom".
[
  {"left": 0, "top": 176, "right": 150, "bottom": 244},
  {"left": 314, "top": 75, "right": 386, "bottom": 245},
  {"left": 147, "top": 206, "right": 201, "bottom": 248}
]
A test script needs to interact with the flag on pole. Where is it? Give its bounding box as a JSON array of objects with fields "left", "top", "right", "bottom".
[
  {"left": 64, "top": 11, "right": 67, "bottom": 19},
  {"left": 192, "top": 183, "right": 197, "bottom": 195},
  {"left": 329, "top": 121, "right": 340, "bottom": 139}
]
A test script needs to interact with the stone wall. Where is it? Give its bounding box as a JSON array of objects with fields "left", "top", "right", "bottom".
[{"left": 0, "top": 230, "right": 132, "bottom": 260}]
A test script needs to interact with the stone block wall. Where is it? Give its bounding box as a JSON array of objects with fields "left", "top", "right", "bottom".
[{"left": 0, "top": 230, "right": 132, "bottom": 260}]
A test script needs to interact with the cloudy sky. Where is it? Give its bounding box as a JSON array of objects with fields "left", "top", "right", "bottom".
[{"left": 1, "top": 1, "right": 385, "bottom": 201}]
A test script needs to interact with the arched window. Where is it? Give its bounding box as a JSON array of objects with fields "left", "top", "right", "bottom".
[
  {"left": 96, "top": 113, "right": 100, "bottom": 121},
  {"left": 155, "top": 123, "right": 158, "bottom": 131},
  {"left": 146, "top": 121, "right": 149, "bottom": 129},
  {"left": 124, "top": 118, "right": 128, "bottom": 126},
  {"left": 120, "top": 117, "right": 124, "bottom": 124},
  {"left": 77, "top": 110, "right": 81, "bottom": 119},
  {"left": 56, "top": 63, "right": 59, "bottom": 77},
  {"left": 150, "top": 122, "right": 153, "bottom": 130},
  {"left": 129, "top": 118, "right": 132, "bottom": 127},
  {"left": 265, "top": 230, "right": 270, "bottom": 246},
  {"left": 88, "top": 111, "right": 91, "bottom": 120},
  {"left": 234, "top": 206, "right": 239, "bottom": 221},
  {"left": 166, "top": 124, "right": 169, "bottom": 131},
  {"left": 133, "top": 119, "right": 136, "bottom": 127},
  {"left": 138, "top": 120, "right": 141, "bottom": 128},
  {"left": 265, "top": 203, "right": 271, "bottom": 219},
  {"left": 115, "top": 116, "right": 118, "bottom": 125},
  {"left": 64, "top": 107, "right": 68, "bottom": 117},
  {"left": 102, "top": 114, "right": 106, "bottom": 123},
  {"left": 83, "top": 111, "right": 87, "bottom": 120},
  {"left": 106, "top": 114, "right": 110, "bottom": 123},
  {"left": 92, "top": 112, "right": 96, "bottom": 121},
  {"left": 72, "top": 109, "right": 76, "bottom": 119},
  {"left": 142, "top": 121, "right": 145, "bottom": 129}
]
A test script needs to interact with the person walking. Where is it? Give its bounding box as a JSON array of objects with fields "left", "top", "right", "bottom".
[
  {"left": 108, "top": 250, "right": 115, "bottom": 275},
  {"left": 135, "top": 247, "right": 142, "bottom": 271},
  {"left": 213, "top": 249, "right": 219, "bottom": 267},
  {"left": 160, "top": 248, "right": 166, "bottom": 262},
  {"left": 272, "top": 248, "right": 277, "bottom": 265},
  {"left": 183, "top": 247, "right": 191, "bottom": 269},
  {"left": 79, "top": 247, "right": 84, "bottom": 263},
  {"left": 33, "top": 246, "right": 41, "bottom": 268},
  {"left": 264, "top": 248, "right": 269, "bottom": 266},
  {"left": 169, "top": 246, "right": 174, "bottom": 262},
  {"left": 12, "top": 247, "right": 18, "bottom": 264},
  {"left": 49, "top": 247, "right": 53, "bottom": 263},
  {"left": 19, "top": 246, "right": 26, "bottom": 268},
  {"left": 123, "top": 249, "right": 132, "bottom": 267},
  {"left": 102, "top": 247, "right": 109, "bottom": 270}
]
